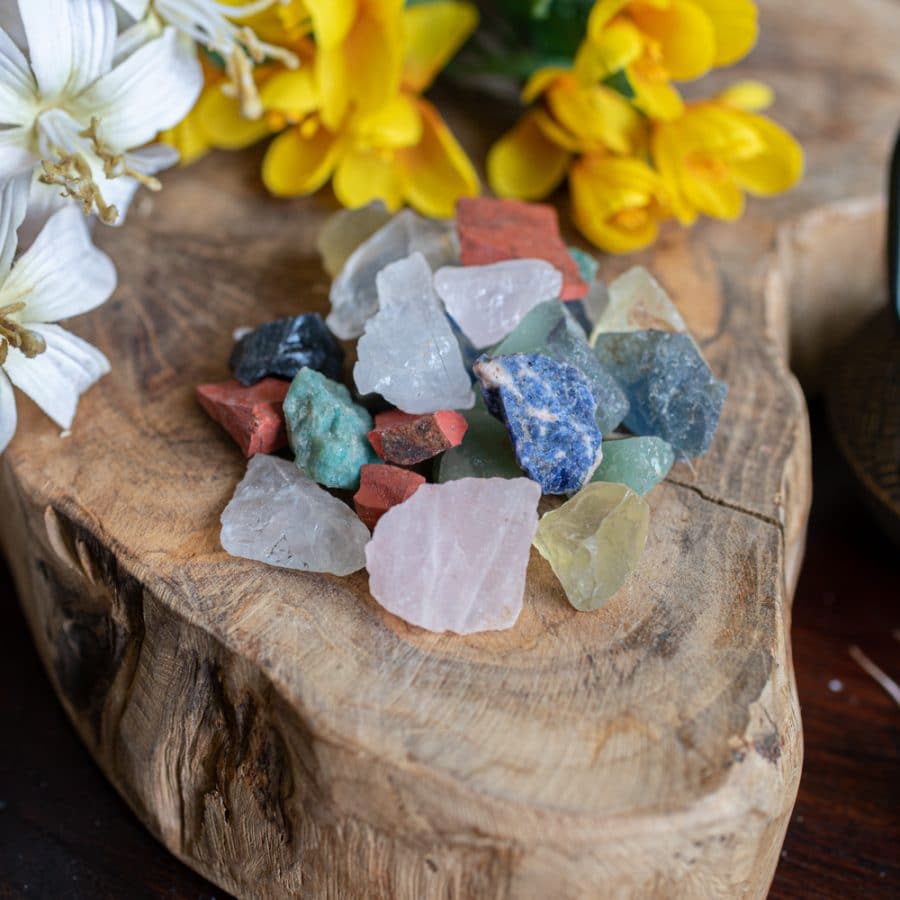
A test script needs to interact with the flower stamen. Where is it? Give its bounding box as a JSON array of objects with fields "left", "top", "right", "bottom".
[
  {"left": 38, "top": 150, "right": 119, "bottom": 225},
  {"left": 80, "top": 118, "right": 162, "bottom": 192},
  {"left": 0, "top": 303, "right": 46, "bottom": 364}
]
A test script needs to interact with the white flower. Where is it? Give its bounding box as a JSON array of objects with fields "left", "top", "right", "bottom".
[
  {"left": 0, "top": 0, "right": 203, "bottom": 226},
  {"left": 115, "top": 0, "right": 300, "bottom": 119},
  {"left": 0, "top": 172, "right": 116, "bottom": 453}
]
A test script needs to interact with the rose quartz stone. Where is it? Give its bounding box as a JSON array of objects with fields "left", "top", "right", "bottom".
[{"left": 365, "top": 477, "right": 541, "bottom": 634}]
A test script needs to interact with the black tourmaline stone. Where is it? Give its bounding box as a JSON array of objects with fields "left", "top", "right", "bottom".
[{"left": 229, "top": 314, "right": 345, "bottom": 385}]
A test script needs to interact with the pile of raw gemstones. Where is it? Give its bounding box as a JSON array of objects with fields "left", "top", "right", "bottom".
[{"left": 199, "top": 197, "right": 727, "bottom": 635}]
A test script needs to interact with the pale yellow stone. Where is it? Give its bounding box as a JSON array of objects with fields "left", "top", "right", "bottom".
[
  {"left": 589, "top": 266, "right": 687, "bottom": 342},
  {"left": 533, "top": 482, "right": 649, "bottom": 612}
]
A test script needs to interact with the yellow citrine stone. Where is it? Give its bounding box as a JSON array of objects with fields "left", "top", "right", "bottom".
[{"left": 534, "top": 482, "right": 650, "bottom": 612}]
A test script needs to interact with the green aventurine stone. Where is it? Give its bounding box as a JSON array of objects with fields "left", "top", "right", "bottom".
[
  {"left": 590, "top": 436, "right": 675, "bottom": 495},
  {"left": 435, "top": 408, "right": 522, "bottom": 482},
  {"left": 283, "top": 367, "right": 378, "bottom": 490},
  {"left": 534, "top": 482, "right": 649, "bottom": 612},
  {"left": 568, "top": 246, "right": 599, "bottom": 284}
]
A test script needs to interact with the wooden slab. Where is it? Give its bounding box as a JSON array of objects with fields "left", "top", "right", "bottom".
[{"left": 2, "top": 2, "right": 898, "bottom": 897}]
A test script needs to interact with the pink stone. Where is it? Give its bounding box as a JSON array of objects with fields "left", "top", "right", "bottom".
[
  {"left": 456, "top": 197, "right": 587, "bottom": 300},
  {"left": 368, "top": 409, "right": 469, "bottom": 465},
  {"left": 196, "top": 378, "right": 289, "bottom": 457},
  {"left": 365, "top": 477, "right": 542, "bottom": 634},
  {"left": 353, "top": 464, "right": 426, "bottom": 530}
]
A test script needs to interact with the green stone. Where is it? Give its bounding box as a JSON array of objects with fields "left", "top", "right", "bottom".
[
  {"left": 534, "top": 482, "right": 650, "bottom": 612},
  {"left": 590, "top": 436, "right": 675, "bottom": 495},
  {"left": 283, "top": 367, "right": 378, "bottom": 490},
  {"left": 435, "top": 408, "right": 522, "bottom": 482},
  {"left": 568, "top": 246, "right": 599, "bottom": 284}
]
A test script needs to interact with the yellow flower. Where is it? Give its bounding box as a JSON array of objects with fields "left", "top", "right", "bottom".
[
  {"left": 582, "top": 0, "right": 758, "bottom": 120},
  {"left": 651, "top": 83, "right": 803, "bottom": 224}
]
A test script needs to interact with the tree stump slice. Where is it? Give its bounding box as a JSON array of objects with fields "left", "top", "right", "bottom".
[{"left": 2, "top": 2, "right": 898, "bottom": 897}]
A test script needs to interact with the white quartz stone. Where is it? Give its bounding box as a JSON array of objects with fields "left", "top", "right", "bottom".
[
  {"left": 220, "top": 455, "right": 369, "bottom": 576},
  {"left": 366, "top": 477, "right": 542, "bottom": 634},
  {"left": 327, "top": 210, "right": 459, "bottom": 339},
  {"left": 316, "top": 200, "right": 391, "bottom": 278},
  {"left": 354, "top": 252, "right": 475, "bottom": 413},
  {"left": 434, "top": 259, "right": 563, "bottom": 349},
  {"left": 589, "top": 266, "right": 687, "bottom": 343}
]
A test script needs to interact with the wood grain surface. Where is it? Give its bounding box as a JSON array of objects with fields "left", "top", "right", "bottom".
[{"left": 1, "top": 1, "right": 898, "bottom": 897}]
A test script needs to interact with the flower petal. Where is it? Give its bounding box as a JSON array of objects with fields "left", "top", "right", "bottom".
[
  {"left": 575, "top": 19, "right": 643, "bottom": 82},
  {"left": 397, "top": 99, "right": 478, "bottom": 219},
  {"left": 587, "top": 0, "right": 633, "bottom": 39},
  {"left": 355, "top": 93, "right": 423, "bottom": 149},
  {"left": 0, "top": 371, "right": 17, "bottom": 453},
  {"left": 487, "top": 111, "right": 571, "bottom": 201},
  {"left": 2, "top": 206, "right": 116, "bottom": 322},
  {"left": 729, "top": 112, "right": 804, "bottom": 196},
  {"left": 717, "top": 80, "right": 774, "bottom": 112},
  {"left": 20, "top": 0, "right": 116, "bottom": 99},
  {"left": 0, "top": 26, "right": 37, "bottom": 126},
  {"left": 690, "top": 0, "right": 758, "bottom": 66},
  {"left": 258, "top": 68, "right": 319, "bottom": 117},
  {"left": 4, "top": 323, "right": 109, "bottom": 430},
  {"left": 334, "top": 149, "right": 404, "bottom": 211},
  {"left": 630, "top": 68, "right": 684, "bottom": 120},
  {"left": 304, "top": 0, "right": 357, "bottom": 47},
  {"left": 631, "top": 0, "right": 716, "bottom": 81},
  {"left": 521, "top": 66, "right": 569, "bottom": 104},
  {"left": 74, "top": 27, "right": 202, "bottom": 150},
  {"left": 197, "top": 83, "right": 273, "bottom": 150},
  {"left": 0, "top": 171, "right": 30, "bottom": 284},
  {"left": 261, "top": 125, "right": 342, "bottom": 197},
  {"left": 402, "top": 1, "right": 478, "bottom": 93}
]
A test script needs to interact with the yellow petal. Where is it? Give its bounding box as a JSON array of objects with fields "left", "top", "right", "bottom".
[
  {"left": 575, "top": 19, "right": 643, "bottom": 82},
  {"left": 650, "top": 121, "right": 698, "bottom": 224},
  {"left": 196, "top": 84, "right": 274, "bottom": 150},
  {"left": 689, "top": 0, "right": 758, "bottom": 66},
  {"left": 717, "top": 80, "right": 774, "bottom": 112},
  {"left": 403, "top": 1, "right": 479, "bottom": 93},
  {"left": 304, "top": 0, "right": 357, "bottom": 47},
  {"left": 729, "top": 111, "right": 804, "bottom": 196},
  {"left": 630, "top": 67, "right": 684, "bottom": 120},
  {"left": 258, "top": 68, "right": 319, "bottom": 116},
  {"left": 588, "top": 0, "right": 637, "bottom": 39},
  {"left": 355, "top": 92, "right": 423, "bottom": 149},
  {"left": 521, "top": 66, "right": 570, "bottom": 104},
  {"left": 532, "top": 107, "right": 585, "bottom": 153},
  {"left": 397, "top": 99, "right": 479, "bottom": 218},
  {"left": 262, "top": 123, "right": 343, "bottom": 197},
  {"left": 334, "top": 148, "right": 404, "bottom": 211},
  {"left": 631, "top": 0, "right": 716, "bottom": 80},
  {"left": 487, "top": 110, "right": 571, "bottom": 200},
  {"left": 315, "top": 43, "right": 350, "bottom": 130}
]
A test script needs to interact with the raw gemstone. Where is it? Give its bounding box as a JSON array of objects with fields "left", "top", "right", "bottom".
[
  {"left": 366, "top": 477, "right": 542, "bottom": 633},
  {"left": 434, "top": 259, "right": 563, "bottom": 348},
  {"left": 591, "top": 436, "right": 675, "bottom": 495},
  {"left": 220, "top": 454, "right": 369, "bottom": 576},
  {"left": 353, "top": 463, "right": 425, "bottom": 529},
  {"left": 435, "top": 407, "right": 522, "bottom": 482},
  {"left": 368, "top": 409, "right": 468, "bottom": 465},
  {"left": 354, "top": 253, "right": 475, "bottom": 413},
  {"left": 283, "top": 367, "right": 379, "bottom": 490},
  {"left": 474, "top": 353, "right": 603, "bottom": 494},
  {"left": 533, "top": 482, "right": 649, "bottom": 612},
  {"left": 581, "top": 279, "right": 610, "bottom": 328},
  {"left": 317, "top": 200, "right": 391, "bottom": 278},
  {"left": 590, "top": 266, "right": 687, "bottom": 340},
  {"left": 457, "top": 197, "right": 588, "bottom": 300},
  {"left": 229, "top": 314, "right": 344, "bottom": 385},
  {"left": 327, "top": 210, "right": 459, "bottom": 339},
  {"left": 447, "top": 313, "right": 480, "bottom": 374},
  {"left": 196, "top": 378, "right": 289, "bottom": 457},
  {"left": 592, "top": 330, "right": 727, "bottom": 457},
  {"left": 568, "top": 246, "right": 599, "bottom": 284},
  {"left": 492, "top": 301, "right": 629, "bottom": 434}
]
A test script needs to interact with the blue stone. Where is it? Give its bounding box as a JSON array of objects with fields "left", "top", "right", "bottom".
[
  {"left": 592, "top": 330, "right": 727, "bottom": 457},
  {"left": 474, "top": 353, "right": 603, "bottom": 494},
  {"left": 565, "top": 300, "right": 594, "bottom": 335},
  {"left": 492, "top": 301, "right": 629, "bottom": 433},
  {"left": 230, "top": 314, "right": 344, "bottom": 386}
]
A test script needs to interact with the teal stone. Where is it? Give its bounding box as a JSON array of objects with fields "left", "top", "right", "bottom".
[
  {"left": 283, "top": 367, "right": 379, "bottom": 490},
  {"left": 492, "top": 301, "right": 629, "bottom": 433},
  {"left": 435, "top": 408, "right": 522, "bottom": 482},
  {"left": 568, "top": 246, "right": 599, "bottom": 284},
  {"left": 591, "top": 436, "right": 675, "bottom": 495}
]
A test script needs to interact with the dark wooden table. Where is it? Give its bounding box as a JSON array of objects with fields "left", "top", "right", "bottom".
[{"left": 1, "top": 400, "right": 897, "bottom": 899}]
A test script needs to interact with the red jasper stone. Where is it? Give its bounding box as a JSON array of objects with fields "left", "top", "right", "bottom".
[
  {"left": 456, "top": 197, "right": 588, "bottom": 300},
  {"left": 368, "top": 409, "right": 468, "bottom": 465},
  {"left": 196, "top": 378, "right": 289, "bottom": 457},
  {"left": 353, "top": 464, "right": 426, "bottom": 530}
]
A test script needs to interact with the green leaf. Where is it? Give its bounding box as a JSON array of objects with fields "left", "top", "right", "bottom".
[{"left": 603, "top": 69, "right": 636, "bottom": 100}]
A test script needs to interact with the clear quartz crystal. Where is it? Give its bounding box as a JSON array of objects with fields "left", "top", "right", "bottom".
[
  {"left": 366, "top": 477, "right": 542, "bottom": 634},
  {"left": 354, "top": 253, "right": 474, "bottom": 413},
  {"left": 327, "top": 211, "right": 459, "bottom": 339},
  {"left": 434, "top": 259, "right": 563, "bottom": 348},
  {"left": 316, "top": 201, "right": 392, "bottom": 278},
  {"left": 590, "top": 266, "right": 687, "bottom": 342},
  {"left": 220, "top": 455, "right": 370, "bottom": 576}
]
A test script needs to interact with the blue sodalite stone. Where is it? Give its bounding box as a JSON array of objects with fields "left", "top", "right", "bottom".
[
  {"left": 230, "top": 314, "right": 344, "bottom": 385},
  {"left": 474, "top": 352, "right": 603, "bottom": 494},
  {"left": 592, "top": 330, "right": 727, "bottom": 457}
]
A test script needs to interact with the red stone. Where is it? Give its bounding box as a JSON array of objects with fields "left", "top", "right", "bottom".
[
  {"left": 368, "top": 409, "right": 468, "bottom": 466},
  {"left": 196, "top": 378, "right": 289, "bottom": 457},
  {"left": 353, "top": 464, "right": 426, "bottom": 530},
  {"left": 456, "top": 197, "right": 588, "bottom": 300}
]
